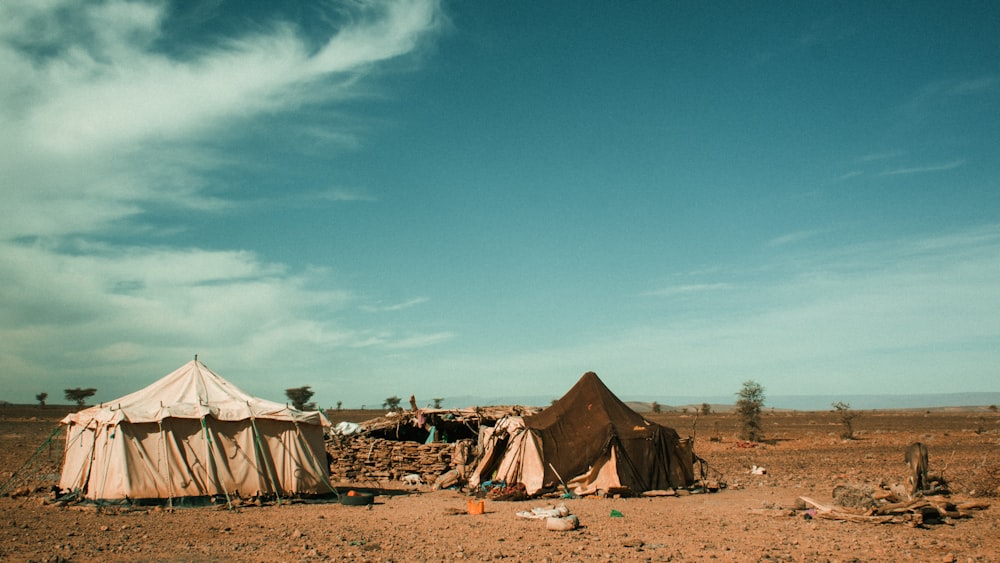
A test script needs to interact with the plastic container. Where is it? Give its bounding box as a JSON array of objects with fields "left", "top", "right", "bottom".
[{"left": 466, "top": 499, "right": 486, "bottom": 515}]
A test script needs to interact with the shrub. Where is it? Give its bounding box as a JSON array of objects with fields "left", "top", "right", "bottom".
[{"left": 735, "top": 380, "right": 765, "bottom": 441}]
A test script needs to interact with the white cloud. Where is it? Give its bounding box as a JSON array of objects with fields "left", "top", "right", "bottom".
[
  {"left": 318, "top": 187, "right": 379, "bottom": 203},
  {"left": 0, "top": 1, "right": 447, "bottom": 402},
  {"left": 878, "top": 159, "right": 966, "bottom": 177},
  {"left": 363, "top": 297, "right": 430, "bottom": 312},
  {"left": 768, "top": 230, "right": 821, "bottom": 246},
  {"left": 643, "top": 283, "right": 732, "bottom": 298},
  {"left": 833, "top": 170, "right": 863, "bottom": 182}
]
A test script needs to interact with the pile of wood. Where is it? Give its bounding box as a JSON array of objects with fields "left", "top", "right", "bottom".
[
  {"left": 794, "top": 494, "right": 990, "bottom": 526},
  {"left": 326, "top": 436, "right": 454, "bottom": 484}
]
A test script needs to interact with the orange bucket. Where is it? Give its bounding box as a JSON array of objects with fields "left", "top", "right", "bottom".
[{"left": 467, "top": 499, "right": 485, "bottom": 515}]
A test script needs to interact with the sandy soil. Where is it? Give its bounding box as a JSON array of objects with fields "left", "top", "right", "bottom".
[{"left": 1, "top": 406, "right": 998, "bottom": 562}]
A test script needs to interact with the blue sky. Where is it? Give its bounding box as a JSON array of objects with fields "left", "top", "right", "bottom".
[{"left": 2, "top": 1, "right": 998, "bottom": 409}]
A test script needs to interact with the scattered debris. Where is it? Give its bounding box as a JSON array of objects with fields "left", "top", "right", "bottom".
[
  {"left": 545, "top": 514, "right": 579, "bottom": 531},
  {"left": 482, "top": 481, "right": 528, "bottom": 501},
  {"left": 640, "top": 489, "right": 677, "bottom": 497},
  {"left": 773, "top": 492, "right": 992, "bottom": 526},
  {"left": 515, "top": 503, "right": 569, "bottom": 520},
  {"left": 832, "top": 483, "right": 878, "bottom": 510}
]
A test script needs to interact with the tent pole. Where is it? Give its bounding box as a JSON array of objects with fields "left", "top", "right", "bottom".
[
  {"left": 249, "top": 414, "right": 283, "bottom": 505},
  {"left": 95, "top": 425, "right": 118, "bottom": 501},
  {"left": 201, "top": 417, "right": 232, "bottom": 509},
  {"left": 158, "top": 420, "right": 175, "bottom": 508}
]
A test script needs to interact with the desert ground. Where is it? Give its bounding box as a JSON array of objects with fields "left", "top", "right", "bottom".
[{"left": 1, "top": 405, "right": 998, "bottom": 562}]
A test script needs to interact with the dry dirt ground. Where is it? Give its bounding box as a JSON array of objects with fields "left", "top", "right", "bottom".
[{"left": 1, "top": 406, "right": 998, "bottom": 562}]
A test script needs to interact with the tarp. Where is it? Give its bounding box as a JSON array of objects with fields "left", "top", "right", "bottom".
[
  {"left": 58, "top": 359, "right": 333, "bottom": 502},
  {"left": 470, "top": 372, "right": 695, "bottom": 496}
]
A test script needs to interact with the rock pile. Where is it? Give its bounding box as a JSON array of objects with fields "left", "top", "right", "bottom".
[{"left": 326, "top": 437, "right": 452, "bottom": 484}]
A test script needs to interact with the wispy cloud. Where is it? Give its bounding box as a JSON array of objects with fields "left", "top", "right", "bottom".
[
  {"left": 384, "top": 332, "right": 457, "bottom": 349},
  {"left": 0, "top": 1, "right": 446, "bottom": 401},
  {"left": 949, "top": 75, "right": 999, "bottom": 95},
  {"left": 363, "top": 297, "right": 431, "bottom": 312},
  {"left": 643, "top": 283, "right": 732, "bottom": 298},
  {"left": 768, "top": 230, "right": 821, "bottom": 246},
  {"left": 878, "top": 159, "right": 966, "bottom": 177},
  {"left": 418, "top": 225, "right": 1000, "bottom": 398},
  {"left": 9, "top": 2, "right": 441, "bottom": 157},
  {"left": 834, "top": 170, "right": 863, "bottom": 182},
  {"left": 900, "top": 75, "right": 999, "bottom": 116},
  {"left": 1, "top": 0, "right": 442, "bottom": 239}
]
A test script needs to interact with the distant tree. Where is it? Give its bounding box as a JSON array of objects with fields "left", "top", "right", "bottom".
[
  {"left": 35, "top": 392, "right": 48, "bottom": 408},
  {"left": 735, "top": 380, "right": 765, "bottom": 442},
  {"left": 700, "top": 402, "right": 712, "bottom": 416},
  {"left": 64, "top": 387, "right": 97, "bottom": 407},
  {"left": 975, "top": 416, "right": 987, "bottom": 435},
  {"left": 432, "top": 397, "right": 444, "bottom": 409},
  {"left": 285, "top": 386, "right": 315, "bottom": 410},
  {"left": 832, "top": 401, "right": 859, "bottom": 439},
  {"left": 989, "top": 405, "right": 998, "bottom": 413},
  {"left": 383, "top": 396, "right": 402, "bottom": 411},
  {"left": 651, "top": 401, "right": 662, "bottom": 413},
  {"left": 336, "top": 400, "right": 343, "bottom": 411}
]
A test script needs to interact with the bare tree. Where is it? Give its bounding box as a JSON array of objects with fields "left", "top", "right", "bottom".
[
  {"left": 35, "top": 392, "right": 48, "bottom": 407},
  {"left": 735, "top": 380, "right": 765, "bottom": 442},
  {"left": 832, "top": 401, "right": 859, "bottom": 439},
  {"left": 285, "top": 386, "right": 315, "bottom": 410},
  {"left": 64, "top": 387, "right": 97, "bottom": 407}
]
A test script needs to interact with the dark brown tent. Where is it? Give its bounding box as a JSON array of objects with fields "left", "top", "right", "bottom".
[{"left": 470, "top": 371, "right": 695, "bottom": 496}]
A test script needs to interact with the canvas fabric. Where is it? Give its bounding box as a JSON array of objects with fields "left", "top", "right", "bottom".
[
  {"left": 58, "top": 360, "right": 331, "bottom": 501},
  {"left": 469, "top": 372, "right": 695, "bottom": 496},
  {"left": 526, "top": 372, "right": 694, "bottom": 493}
]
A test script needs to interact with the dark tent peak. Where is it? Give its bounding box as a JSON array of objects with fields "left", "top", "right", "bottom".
[
  {"left": 527, "top": 371, "right": 661, "bottom": 444},
  {"left": 471, "top": 371, "right": 712, "bottom": 498}
]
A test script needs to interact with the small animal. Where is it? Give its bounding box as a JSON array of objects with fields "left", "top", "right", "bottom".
[
  {"left": 905, "top": 442, "right": 929, "bottom": 495},
  {"left": 400, "top": 473, "right": 424, "bottom": 486}
]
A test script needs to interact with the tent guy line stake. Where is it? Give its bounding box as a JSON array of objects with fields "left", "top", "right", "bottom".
[{"left": 548, "top": 463, "right": 573, "bottom": 497}]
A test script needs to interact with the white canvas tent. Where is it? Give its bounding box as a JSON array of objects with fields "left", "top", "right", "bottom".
[{"left": 59, "top": 358, "right": 333, "bottom": 504}]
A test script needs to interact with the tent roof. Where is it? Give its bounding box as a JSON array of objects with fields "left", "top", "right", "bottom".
[
  {"left": 525, "top": 371, "right": 656, "bottom": 438},
  {"left": 61, "top": 359, "right": 328, "bottom": 427}
]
